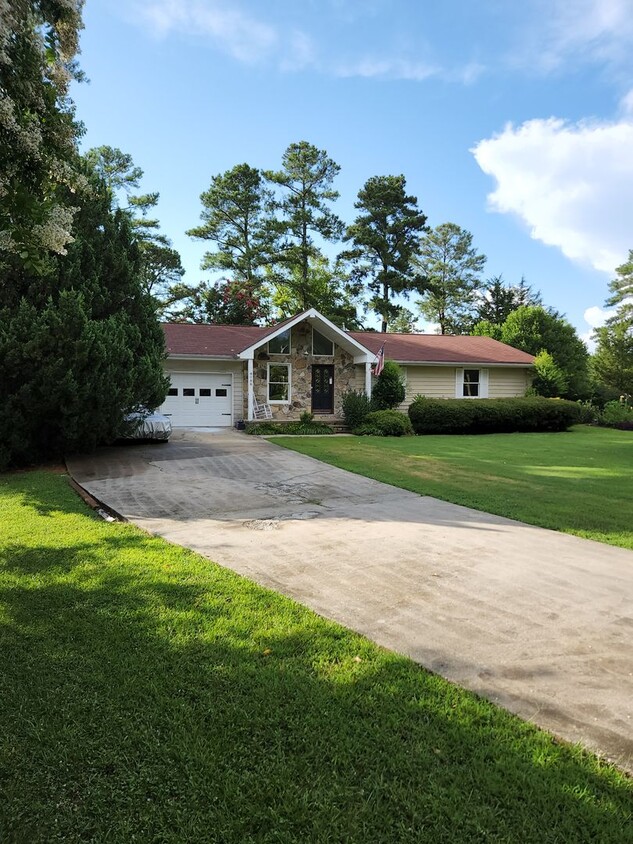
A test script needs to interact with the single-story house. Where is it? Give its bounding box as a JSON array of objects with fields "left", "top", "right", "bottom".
[{"left": 160, "top": 308, "right": 535, "bottom": 427}]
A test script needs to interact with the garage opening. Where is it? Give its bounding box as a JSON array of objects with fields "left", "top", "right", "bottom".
[{"left": 159, "top": 373, "right": 233, "bottom": 426}]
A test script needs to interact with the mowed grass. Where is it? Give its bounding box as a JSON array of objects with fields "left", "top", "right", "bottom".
[
  {"left": 274, "top": 426, "right": 633, "bottom": 550},
  {"left": 0, "top": 474, "right": 631, "bottom": 843}
]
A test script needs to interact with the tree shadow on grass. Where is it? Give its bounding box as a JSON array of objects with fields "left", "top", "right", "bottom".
[{"left": 0, "top": 531, "right": 631, "bottom": 843}]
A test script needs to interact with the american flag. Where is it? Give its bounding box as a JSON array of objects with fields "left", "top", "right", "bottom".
[{"left": 373, "top": 344, "right": 385, "bottom": 377}]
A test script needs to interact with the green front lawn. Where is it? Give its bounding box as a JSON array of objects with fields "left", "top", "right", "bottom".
[
  {"left": 274, "top": 426, "right": 633, "bottom": 549},
  {"left": 0, "top": 472, "right": 631, "bottom": 842}
]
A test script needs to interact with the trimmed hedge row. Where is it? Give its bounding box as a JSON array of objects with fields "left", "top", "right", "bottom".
[{"left": 408, "top": 397, "right": 581, "bottom": 435}]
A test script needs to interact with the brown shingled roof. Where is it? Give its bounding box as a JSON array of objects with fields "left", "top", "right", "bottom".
[
  {"left": 162, "top": 323, "right": 268, "bottom": 357},
  {"left": 347, "top": 331, "right": 535, "bottom": 365},
  {"left": 162, "top": 321, "right": 534, "bottom": 365}
]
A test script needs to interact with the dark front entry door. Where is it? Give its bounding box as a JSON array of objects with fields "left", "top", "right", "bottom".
[{"left": 311, "top": 364, "right": 334, "bottom": 413}]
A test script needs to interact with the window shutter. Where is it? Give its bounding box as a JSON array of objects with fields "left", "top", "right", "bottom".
[
  {"left": 455, "top": 368, "right": 464, "bottom": 398},
  {"left": 480, "top": 369, "right": 489, "bottom": 398}
]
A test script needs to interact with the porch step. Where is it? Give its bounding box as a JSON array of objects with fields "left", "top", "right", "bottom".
[{"left": 324, "top": 421, "right": 350, "bottom": 434}]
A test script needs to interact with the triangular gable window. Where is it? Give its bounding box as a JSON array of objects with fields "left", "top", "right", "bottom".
[{"left": 312, "top": 328, "right": 334, "bottom": 356}]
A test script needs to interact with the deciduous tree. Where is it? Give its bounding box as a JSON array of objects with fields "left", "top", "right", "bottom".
[
  {"left": 592, "top": 320, "right": 633, "bottom": 397},
  {"left": 0, "top": 1, "right": 85, "bottom": 266},
  {"left": 270, "top": 256, "right": 360, "bottom": 328},
  {"left": 474, "top": 305, "right": 589, "bottom": 398},
  {"left": 389, "top": 307, "right": 418, "bottom": 334},
  {"left": 178, "top": 279, "right": 270, "bottom": 326},
  {"left": 530, "top": 350, "right": 569, "bottom": 397}
]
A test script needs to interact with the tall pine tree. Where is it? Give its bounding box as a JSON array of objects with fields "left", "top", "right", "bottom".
[
  {"left": 342, "top": 175, "right": 427, "bottom": 332},
  {"left": 265, "top": 142, "right": 344, "bottom": 310}
]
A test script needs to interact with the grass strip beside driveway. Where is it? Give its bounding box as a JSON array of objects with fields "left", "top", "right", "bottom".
[
  {"left": 274, "top": 426, "right": 633, "bottom": 550},
  {"left": 0, "top": 472, "right": 631, "bottom": 843}
]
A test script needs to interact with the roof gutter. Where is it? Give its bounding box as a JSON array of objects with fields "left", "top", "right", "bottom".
[
  {"left": 392, "top": 360, "right": 534, "bottom": 367},
  {"left": 165, "top": 353, "right": 241, "bottom": 361}
]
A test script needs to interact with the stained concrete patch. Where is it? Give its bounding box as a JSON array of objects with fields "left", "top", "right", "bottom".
[{"left": 67, "top": 430, "right": 633, "bottom": 773}]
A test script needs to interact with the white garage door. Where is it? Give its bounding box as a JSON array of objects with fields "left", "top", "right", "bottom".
[{"left": 160, "top": 373, "right": 233, "bottom": 427}]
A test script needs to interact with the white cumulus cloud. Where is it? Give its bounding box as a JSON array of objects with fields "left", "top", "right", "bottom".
[{"left": 472, "top": 116, "right": 633, "bottom": 274}]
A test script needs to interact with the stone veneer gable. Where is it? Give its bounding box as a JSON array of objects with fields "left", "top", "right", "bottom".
[{"left": 242, "top": 322, "right": 359, "bottom": 421}]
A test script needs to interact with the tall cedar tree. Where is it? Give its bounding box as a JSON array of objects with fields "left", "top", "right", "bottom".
[
  {"left": 0, "top": 171, "right": 167, "bottom": 469},
  {"left": 342, "top": 175, "right": 427, "bottom": 332},
  {"left": 476, "top": 275, "right": 542, "bottom": 325},
  {"left": 473, "top": 305, "right": 589, "bottom": 399},
  {"left": 416, "top": 223, "right": 486, "bottom": 334},
  {"left": 0, "top": 1, "right": 85, "bottom": 266},
  {"left": 265, "top": 142, "right": 344, "bottom": 310},
  {"left": 188, "top": 164, "right": 276, "bottom": 286}
]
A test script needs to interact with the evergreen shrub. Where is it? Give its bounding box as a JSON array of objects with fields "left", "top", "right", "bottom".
[
  {"left": 407, "top": 397, "right": 581, "bottom": 435},
  {"left": 355, "top": 410, "right": 413, "bottom": 437},
  {"left": 341, "top": 390, "right": 374, "bottom": 429}
]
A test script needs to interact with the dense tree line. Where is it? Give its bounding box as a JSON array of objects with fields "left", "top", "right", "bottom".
[
  {"left": 182, "top": 143, "right": 551, "bottom": 341},
  {"left": 182, "top": 143, "right": 602, "bottom": 400},
  {"left": 0, "top": 4, "right": 168, "bottom": 468}
]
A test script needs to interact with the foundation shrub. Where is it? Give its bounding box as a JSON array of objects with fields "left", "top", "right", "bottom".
[
  {"left": 341, "top": 390, "right": 375, "bottom": 429},
  {"left": 355, "top": 410, "right": 413, "bottom": 437}
]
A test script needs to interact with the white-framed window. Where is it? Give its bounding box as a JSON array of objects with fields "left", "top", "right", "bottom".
[
  {"left": 268, "top": 363, "right": 291, "bottom": 403},
  {"left": 455, "top": 368, "right": 488, "bottom": 398},
  {"left": 312, "top": 327, "right": 334, "bottom": 356},
  {"left": 463, "top": 369, "right": 480, "bottom": 397},
  {"left": 268, "top": 328, "right": 291, "bottom": 355}
]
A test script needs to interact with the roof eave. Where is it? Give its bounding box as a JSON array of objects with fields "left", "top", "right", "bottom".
[
  {"left": 393, "top": 359, "right": 534, "bottom": 367},
  {"left": 166, "top": 353, "right": 240, "bottom": 361}
]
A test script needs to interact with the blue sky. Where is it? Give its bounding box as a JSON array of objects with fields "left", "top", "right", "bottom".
[{"left": 71, "top": 0, "right": 633, "bottom": 342}]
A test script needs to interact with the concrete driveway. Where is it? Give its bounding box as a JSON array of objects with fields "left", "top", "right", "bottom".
[{"left": 67, "top": 429, "right": 633, "bottom": 772}]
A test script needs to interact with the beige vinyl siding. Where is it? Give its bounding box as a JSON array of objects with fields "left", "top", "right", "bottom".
[
  {"left": 396, "top": 364, "right": 531, "bottom": 409},
  {"left": 399, "top": 366, "right": 458, "bottom": 409},
  {"left": 164, "top": 359, "right": 244, "bottom": 422},
  {"left": 488, "top": 367, "right": 531, "bottom": 398}
]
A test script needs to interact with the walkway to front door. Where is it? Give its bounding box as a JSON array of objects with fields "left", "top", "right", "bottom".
[{"left": 311, "top": 364, "right": 334, "bottom": 413}]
